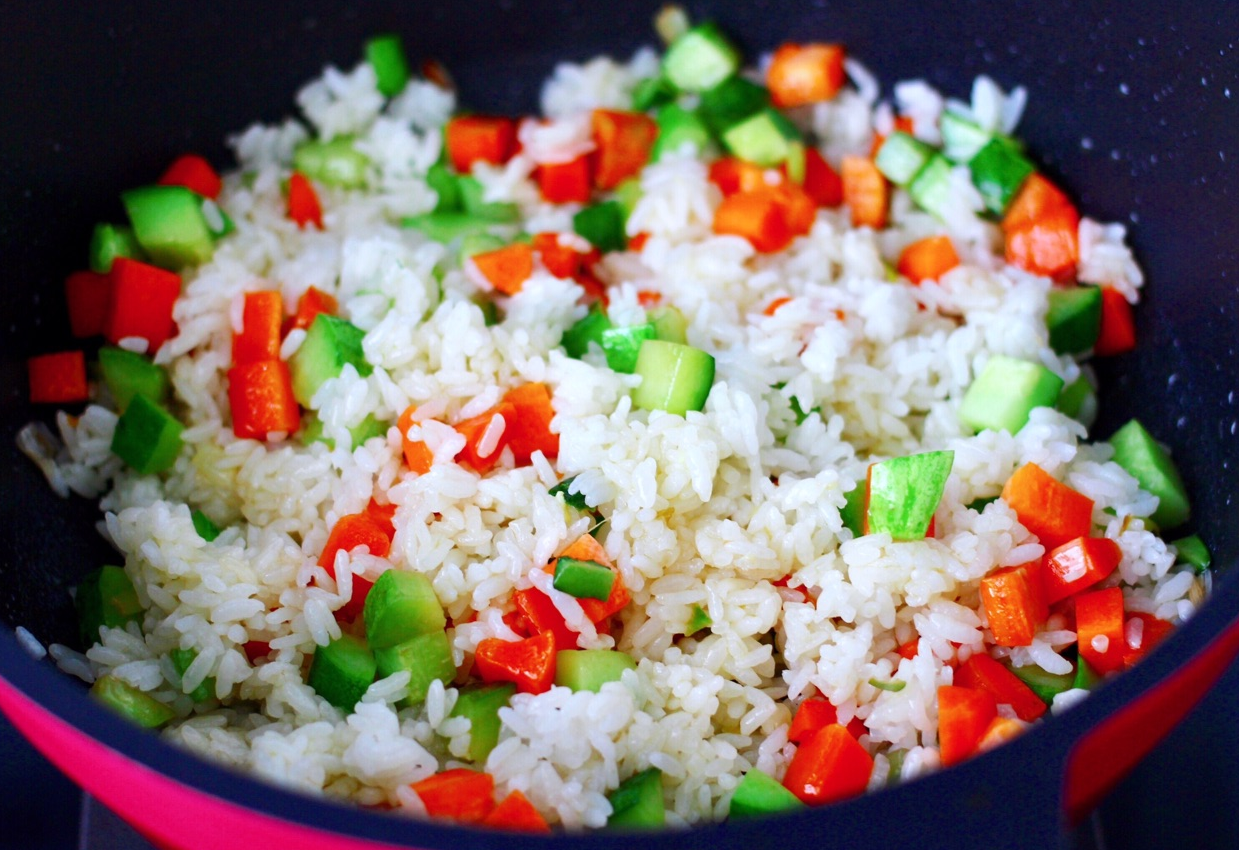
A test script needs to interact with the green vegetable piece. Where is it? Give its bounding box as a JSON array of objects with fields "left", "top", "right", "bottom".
[
  {"left": 308, "top": 633, "right": 377, "bottom": 712},
  {"left": 907, "top": 154, "right": 955, "bottom": 218},
  {"left": 651, "top": 104, "right": 713, "bottom": 160},
  {"left": 110, "top": 393, "right": 184, "bottom": 474},
  {"left": 939, "top": 111, "right": 992, "bottom": 163},
  {"left": 869, "top": 678, "right": 906, "bottom": 692},
  {"left": 304, "top": 412, "right": 388, "bottom": 451},
  {"left": 1109, "top": 419, "right": 1191, "bottom": 529},
  {"left": 959, "top": 355, "right": 1064, "bottom": 435},
  {"left": 426, "top": 162, "right": 462, "bottom": 212},
  {"left": 785, "top": 140, "right": 808, "bottom": 184},
  {"left": 720, "top": 107, "right": 801, "bottom": 168},
  {"left": 699, "top": 75, "right": 771, "bottom": 135},
  {"left": 90, "top": 675, "right": 176, "bottom": 729},
  {"left": 1046, "top": 285, "right": 1103, "bottom": 354},
  {"left": 865, "top": 451, "right": 955, "bottom": 541},
  {"left": 374, "top": 630, "right": 456, "bottom": 705},
  {"left": 121, "top": 185, "right": 215, "bottom": 269},
  {"left": 600, "top": 323, "right": 657, "bottom": 373},
  {"left": 788, "top": 396, "right": 819, "bottom": 425},
  {"left": 553, "top": 557, "right": 616, "bottom": 601},
  {"left": 840, "top": 482, "right": 865, "bottom": 537},
  {"left": 613, "top": 177, "right": 644, "bottom": 217},
  {"left": 662, "top": 22, "right": 741, "bottom": 93},
  {"left": 170, "top": 648, "right": 215, "bottom": 703},
  {"left": 648, "top": 306, "right": 688, "bottom": 344},
  {"left": 562, "top": 304, "right": 614, "bottom": 358},
  {"left": 969, "top": 137, "right": 1035, "bottom": 214},
  {"left": 549, "top": 476, "right": 590, "bottom": 511},
  {"left": 1056, "top": 375, "right": 1097, "bottom": 426},
  {"left": 449, "top": 683, "right": 516, "bottom": 762},
  {"left": 967, "top": 495, "right": 999, "bottom": 513},
  {"left": 728, "top": 768, "right": 804, "bottom": 820},
  {"left": 686, "top": 603, "right": 712, "bottom": 634},
  {"left": 292, "top": 136, "right": 370, "bottom": 189},
  {"left": 573, "top": 201, "right": 628, "bottom": 254},
  {"left": 1171, "top": 534, "right": 1211, "bottom": 574},
  {"left": 607, "top": 767, "right": 665, "bottom": 829},
  {"left": 633, "top": 340, "right": 715, "bottom": 416},
  {"left": 75, "top": 565, "right": 143, "bottom": 646},
  {"left": 472, "top": 295, "right": 501, "bottom": 327},
  {"left": 402, "top": 211, "right": 498, "bottom": 243},
  {"left": 288, "top": 314, "right": 372, "bottom": 406},
  {"left": 1009, "top": 662, "right": 1075, "bottom": 706},
  {"left": 460, "top": 231, "right": 507, "bottom": 258},
  {"left": 190, "top": 509, "right": 222, "bottom": 542},
  {"left": 1072, "top": 656, "right": 1102, "bottom": 691},
  {"left": 886, "top": 749, "right": 907, "bottom": 787},
  {"left": 349, "top": 414, "right": 388, "bottom": 447},
  {"left": 363, "top": 570, "right": 446, "bottom": 650},
  {"left": 365, "top": 33, "right": 410, "bottom": 97},
  {"left": 632, "top": 75, "right": 676, "bottom": 112},
  {"left": 98, "top": 346, "right": 170, "bottom": 412},
  {"left": 458, "top": 176, "right": 520, "bottom": 222},
  {"left": 200, "top": 199, "right": 234, "bottom": 240},
  {"left": 555, "top": 649, "right": 637, "bottom": 693},
  {"left": 874, "top": 131, "right": 935, "bottom": 187},
  {"left": 88, "top": 223, "right": 145, "bottom": 273}
]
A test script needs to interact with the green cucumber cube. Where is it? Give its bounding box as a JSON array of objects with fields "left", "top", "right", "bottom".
[
  {"left": 401, "top": 211, "right": 498, "bottom": 243},
  {"left": 561, "top": 304, "right": 614, "bottom": 358},
  {"left": 939, "top": 111, "right": 991, "bottom": 163},
  {"left": 450, "top": 683, "right": 516, "bottom": 762},
  {"left": 648, "top": 306, "right": 688, "bottom": 344},
  {"left": 720, "top": 107, "right": 801, "bottom": 168},
  {"left": 374, "top": 630, "right": 456, "bottom": 705},
  {"left": 190, "top": 509, "right": 222, "bottom": 542},
  {"left": 75, "top": 565, "right": 143, "bottom": 645},
  {"left": 1108, "top": 419, "right": 1191, "bottom": 529},
  {"left": 865, "top": 450, "right": 955, "bottom": 541},
  {"left": 728, "top": 768, "right": 804, "bottom": 820},
  {"left": 122, "top": 185, "right": 215, "bottom": 269},
  {"left": 458, "top": 176, "right": 520, "bottom": 223},
  {"left": 907, "top": 154, "right": 955, "bottom": 218},
  {"left": 875, "top": 131, "right": 935, "bottom": 187},
  {"left": 969, "top": 137, "right": 1035, "bottom": 214},
  {"left": 89, "top": 223, "right": 145, "bottom": 273},
  {"left": 555, "top": 649, "right": 637, "bottom": 693},
  {"left": 308, "top": 633, "right": 377, "bottom": 712},
  {"left": 1009, "top": 662, "right": 1074, "bottom": 705},
  {"left": 573, "top": 201, "right": 628, "bottom": 253},
  {"left": 110, "top": 393, "right": 184, "bottom": 474},
  {"left": 1056, "top": 375, "right": 1097, "bottom": 426},
  {"left": 1046, "top": 285, "right": 1103, "bottom": 354},
  {"left": 600, "top": 323, "right": 657, "bottom": 374},
  {"left": 651, "top": 104, "right": 713, "bottom": 160},
  {"left": 426, "top": 162, "right": 462, "bottom": 212},
  {"left": 632, "top": 75, "right": 676, "bottom": 112},
  {"left": 292, "top": 137, "right": 370, "bottom": 189},
  {"left": 170, "top": 647, "right": 215, "bottom": 703},
  {"left": 614, "top": 177, "right": 644, "bottom": 216},
  {"left": 98, "top": 346, "right": 169, "bottom": 412},
  {"left": 552, "top": 557, "right": 616, "bottom": 601},
  {"left": 699, "top": 76, "right": 771, "bottom": 135},
  {"left": 959, "top": 355, "right": 1064, "bottom": 435},
  {"left": 1171, "top": 534, "right": 1211, "bottom": 573},
  {"left": 365, "top": 33, "right": 410, "bottom": 97},
  {"left": 90, "top": 675, "right": 176, "bottom": 729},
  {"left": 662, "top": 22, "right": 741, "bottom": 93},
  {"left": 363, "top": 570, "right": 446, "bottom": 650},
  {"left": 289, "top": 313, "right": 371, "bottom": 406},
  {"left": 632, "top": 340, "right": 715, "bottom": 416},
  {"left": 607, "top": 767, "right": 665, "bottom": 828}
]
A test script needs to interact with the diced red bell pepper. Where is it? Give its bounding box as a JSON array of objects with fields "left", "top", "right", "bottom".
[
  {"left": 537, "top": 155, "right": 593, "bottom": 204},
  {"left": 243, "top": 640, "right": 272, "bottom": 663},
  {"left": 1121, "top": 611, "right": 1173, "bottom": 669},
  {"left": 897, "top": 235, "right": 960, "bottom": 284},
  {"left": 980, "top": 560, "right": 1048, "bottom": 647},
  {"left": 158, "top": 153, "right": 223, "bottom": 199},
  {"left": 954, "top": 653, "right": 1046, "bottom": 721},
  {"left": 227, "top": 360, "right": 301, "bottom": 440},
  {"left": 1044, "top": 537, "right": 1122, "bottom": 604},
  {"left": 481, "top": 789, "right": 551, "bottom": 833},
  {"left": 318, "top": 512, "right": 392, "bottom": 577},
  {"left": 105, "top": 258, "right": 181, "bottom": 353},
  {"left": 1075, "top": 585, "right": 1126, "bottom": 675},
  {"left": 532, "top": 232, "right": 583, "bottom": 279},
  {"left": 937, "top": 684, "right": 998, "bottom": 766},
  {"left": 289, "top": 286, "right": 338, "bottom": 333},
  {"left": 1002, "top": 174, "right": 1080, "bottom": 281},
  {"left": 840, "top": 156, "right": 888, "bottom": 229},
  {"left": 501, "top": 382, "right": 559, "bottom": 464},
  {"left": 287, "top": 172, "right": 324, "bottom": 230},
  {"left": 591, "top": 110, "right": 658, "bottom": 191},
  {"left": 446, "top": 116, "right": 517, "bottom": 173},
  {"left": 455, "top": 402, "right": 517, "bottom": 473},
  {"left": 512, "top": 587, "right": 580, "bottom": 649},
  {"left": 1095, "top": 286, "right": 1136, "bottom": 356},
  {"left": 1001, "top": 462, "right": 1095, "bottom": 552},
  {"left": 396, "top": 406, "right": 434, "bottom": 474},
  {"left": 896, "top": 637, "right": 920, "bottom": 660},
  {"left": 787, "top": 697, "right": 866, "bottom": 743},
  {"left": 713, "top": 186, "right": 813, "bottom": 253},
  {"left": 232, "top": 290, "right": 284, "bottom": 365},
  {"left": 472, "top": 243, "right": 535, "bottom": 295},
  {"left": 708, "top": 156, "right": 771, "bottom": 197},
  {"left": 411, "top": 768, "right": 496, "bottom": 824},
  {"left": 782, "top": 723, "right": 873, "bottom": 806},
  {"left": 800, "top": 146, "right": 844, "bottom": 207},
  {"left": 64, "top": 270, "right": 112, "bottom": 338},
  {"left": 364, "top": 498, "right": 398, "bottom": 539},
  {"left": 27, "top": 351, "right": 89, "bottom": 404},
  {"left": 766, "top": 43, "right": 847, "bottom": 108},
  {"left": 474, "top": 631, "right": 558, "bottom": 695}
]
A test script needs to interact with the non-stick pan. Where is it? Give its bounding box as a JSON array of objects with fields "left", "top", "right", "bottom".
[{"left": 1, "top": 2, "right": 1237, "bottom": 848}]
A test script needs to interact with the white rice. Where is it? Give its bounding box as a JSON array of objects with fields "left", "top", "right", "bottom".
[{"left": 19, "top": 34, "right": 1192, "bottom": 831}]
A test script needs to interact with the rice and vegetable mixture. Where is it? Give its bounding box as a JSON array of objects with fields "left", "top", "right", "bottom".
[{"left": 21, "top": 12, "right": 1212, "bottom": 831}]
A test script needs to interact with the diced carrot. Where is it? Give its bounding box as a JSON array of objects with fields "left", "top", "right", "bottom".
[
  {"left": 482, "top": 790, "right": 551, "bottom": 833},
  {"left": 532, "top": 232, "right": 583, "bottom": 279},
  {"left": 1076, "top": 586, "right": 1126, "bottom": 675},
  {"left": 290, "top": 287, "right": 338, "bottom": 333},
  {"left": 954, "top": 653, "right": 1046, "bottom": 721},
  {"left": 980, "top": 561, "right": 1048, "bottom": 648},
  {"left": 1005, "top": 212, "right": 1080, "bottom": 281},
  {"left": 501, "top": 382, "right": 559, "bottom": 463},
  {"left": 1001, "top": 462, "right": 1095, "bottom": 551},
  {"left": 472, "top": 243, "right": 535, "bottom": 296},
  {"left": 232, "top": 290, "right": 283, "bottom": 365},
  {"left": 364, "top": 498, "right": 398, "bottom": 539},
  {"left": 840, "top": 156, "right": 888, "bottom": 229},
  {"left": 474, "top": 631, "right": 558, "bottom": 694},
  {"left": 105, "top": 258, "right": 182, "bottom": 353},
  {"left": 227, "top": 360, "right": 300, "bottom": 440},
  {"left": 766, "top": 43, "right": 847, "bottom": 109},
  {"left": 636, "top": 287, "right": 660, "bottom": 306},
  {"left": 573, "top": 267, "right": 609, "bottom": 305},
  {"left": 708, "top": 156, "right": 771, "bottom": 197},
  {"left": 764, "top": 296, "right": 793, "bottom": 316},
  {"left": 897, "top": 235, "right": 961, "bottom": 284},
  {"left": 1121, "top": 611, "right": 1174, "bottom": 669},
  {"left": 591, "top": 110, "right": 658, "bottom": 191},
  {"left": 1002, "top": 173, "right": 1075, "bottom": 233},
  {"left": 28, "top": 351, "right": 89, "bottom": 404},
  {"left": 778, "top": 183, "right": 817, "bottom": 235},
  {"left": 937, "top": 685, "right": 998, "bottom": 767},
  {"left": 801, "top": 147, "right": 843, "bottom": 207},
  {"left": 713, "top": 187, "right": 797, "bottom": 253},
  {"left": 158, "top": 154, "right": 223, "bottom": 199},
  {"left": 411, "top": 768, "right": 496, "bottom": 824},
  {"left": 64, "top": 270, "right": 112, "bottom": 338},
  {"left": 977, "top": 716, "right": 1026, "bottom": 753},
  {"left": 788, "top": 698, "right": 838, "bottom": 743},
  {"left": 287, "top": 172, "right": 324, "bottom": 230},
  {"left": 560, "top": 533, "right": 612, "bottom": 568},
  {"left": 396, "top": 406, "right": 434, "bottom": 475},
  {"left": 896, "top": 638, "right": 920, "bottom": 660},
  {"left": 537, "top": 155, "right": 593, "bottom": 204},
  {"left": 455, "top": 402, "right": 516, "bottom": 473},
  {"left": 782, "top": 723, "right": 873, "bottom": 805},
  {"left": 446, "top": 116, "right": 517, "bottom": 173},
  {"left": 318, "top": 513, "right": 391, "bottom": 577},
  {"left": 1095, "top": 286, "right": 1136, "bottom": 356},
  {"left": 1044, "top": 537, "right": 1122, "bottom": 604}
]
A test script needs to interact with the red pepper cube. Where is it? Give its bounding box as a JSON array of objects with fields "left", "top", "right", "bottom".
[
  {"left": 937, "top": 684, "right": 998, "bottom": 767},
  {"left": 1095, "top": 286, "right": 1136, "bottom": 356},
  {"left": 28, "top": 351, "right": 89, "bottom": 404},
  {"left": 226, "top": 360, "right": 301, "bottom": 441},
  {"left": 231, "top": 290, "right": 284, "bottom": 365},
  {"left": 1076, "top": 586, "right": 1127, "bottom": 674},
  {"left": 474, "top": 631, "right": 557, "bottom": 695},
  {"left": 501, "top": 382, "right": 558, "bottom": 464},
  {"left": 411, "top": 768, "right": 496, "bottom": 824},
  {"left": 105, "top": 258, "right": 182, "bottom": 354},
  {"left": 158, "top": 153, "right": 223, "bottom": 200},
  {"left": 980, "top": 561, "right": 1048, "bottom": 647},
  {"left": 64, "top": 270, "right": 112, "bottom": 338},
  {"left": 1044, "top": 536, "right": 1122, "bottom": 604},
  {"left": 591, "top": 110, "right": 657, "bottom": 191},
  {"left": 287, "top": 172, "right": 324, "bottom": 230},
  {"left": 782, "top": 723, "right": 873, "bottom": 806},
  {"left": 317, "top": 513, "right": 392, "bottom": 577},
  {"left": 537, "top": 155, "right": 593, "bottom": 204},
  {"left": 954, "top": 653, "right": 1046, "bottom": 722},
  {"left": 446, "top": 116, "right": 517, "bottom": 174}
]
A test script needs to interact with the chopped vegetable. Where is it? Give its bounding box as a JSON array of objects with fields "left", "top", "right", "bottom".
[
  {"left": 980, "top": 561, "right": 1047, "bottom": 647},
  {"left": 450, "top": 683, "right": 516, "bottom": 762},
  {"left": 158, "top": 154, "right": 223, "bottom": 199},
  {"left": 554, "top": 648, "right": 637, "bottom": 692},
  {"left": 104, "top": 258, "right": 182, "bottom": 353},
  {"left": 1108, "top": 419, "right": 1190, "bottom": 528},
  {"left": 729, "top": 768, "right": 805, "bottom": 819},
  {"left": 289, "top": 286, "right": 339, "bottom": 332},
  {"left": 1009, "top": 662, "right": 1075, "bottom": 706},
  {"left": 170, "top": 648, "right": 215, "bottom": 702},
  {"left": 363, "top": 570, "right": 445, "bottom": 649},
  {"left": 1046, "top": 284, "right": 1103, "bottom": 354},
  {"left": 1001, "top": 462, "right": 1095, "bottom": 551},
  {"left": 592, "top": 110, "right": 658, "bottom": 190},
  {"left": 765, "top": 43, "right": 846, "bottom": 108},
  {"left": 553, "top": 556, "right": 617, "bottom": 601},
  {"left": 937, "top": 685, "right": 997, "bottom": 767},
  {"left": 968, "top": 137, "right": 1034, "bottom": 214},
  {"left": 411, "top": 768, "right": 495, "bottom": 824},
  {"left": 1121, "top": 612, "right": 1173, "bottom": 668},
  {"left": 958, "top": 355, "right": 1064, "bottom": 435},
  {"left": 122, "top": 185, "right": 215, "bottom": 268},
  {"left": 318, "top": 512, "right": 392, "bottom": 577},
  {"left": 1075, "top": 586, "right": 1125, "bottom": 675},
  {"left": 27, "top": 351, "right": 88, "bottom": 404},
  {"left": 907, "top": 154, "right": 954, "bottom": 217},
  {"left": 600, "top": 323, "right": 657, "bottom": 373},
  {"left": 65, "top": 270, "right": 112, "bottom": 337},
  {"left": 661, "top": 22, "right": 741, "bottom": 92},
  {"left": 110, "top": 394, "right": 184, "bottom": 474},
  {"left": 549, "top": 476, "right": 590, "bottom": 511},
  {"left": 713, "top": 185, "right": 813, "bottom": 253},
  {"left": 632, "top": 340, "right": 715, "bottom": 416},
  {"left": 1002, "top": 173, "right": 1079, "bottom": 280},
  {"left": 651, "top": 104, "right": 713, "bottom": 159},
  {"left": 474, "top": 631, "right": 558, "bottom": 695},
  {"left": 698, "top": 76, "right": 770, "bottom": 135},
  {"left": 1171, "top": 534, "right": 1211, "bottom": 573},
  {"left": 538, "top": 154, "right": 593, "bottom": 204},
  {"left": 939, "top": 111, "right": 990, "bottom": 162},
  {"left": 374, "top": 630, "right": 457, "bottom": 704},
  {"left": 364, "top": 33, "right": 410, "bottom": 97},
  {"left": 1073, "top": 656, "right": 1102, "bottom": 691},
  {"left": 288, "top": 313, "right": 371, "bottom": 406},
  {"left": 446, "top": 115, "right": 517, "bottom": 173},
  {"left": 89, "top": 223, "right": 145, "bottom": 273},
  {"left": 99, "top": 347, "right": 169, "bottom": 412},
  {"left": 90, "top": 675, "right": 176, "bottom": 729},
  {"left": 782, "top": 723, "right": 873, "bottom": 805},
  {"left": 685, "top": 603, "right": 712, "bottom": 634},
  {"left": 573, "top": 200, "right": 628, "bottom": 253},
  {"left": 1095, "top": 286, "right": 1136, "bottom": 356},
  {"left": 482, "top": 790, "right": 551, "bottom": 833},
  {"left": 75, "top": 565, "right": 143, "bottom": 645},
  {"left": 720, "top": 107, "right": 801, "bottom": 168},
  {"left": 897, "top": 235, "right": 960, "bottom": 284},
  {"left": 1043, "top": 536, "right": 1122, "bottom": 604},
  {"left": 190, "top": 509, "right": 222, "bottom": 542},
  {"left": 864, "top": 450, "right": 954, "bottom": 540},
  {"left": 874, "top": 132, "right": 934, "bottom": 187},
  {"left": 307, "top": 633, "right": 376, "bottom": 712},
  {"left": 840, "top": 155, "right": 888, "bottom": 229},
  {"left": 228, "top": 360, "right": 300, "bottom": 440},
  {"left": 954, "top": 653, "right": 1046, "bottom": 721},
  {"left": 286, "top": 171, "right": 324, "bottom": 229},
  {"left": 292, "top": 137, "right": 370, "bottom": 188},
  {"left": 501, "top": 382, "right": 559, "bottom": 464},
  {"left": 471, "top": 242, "right": 534, "bottom": 294},
  {"left": 801, "top": 146, "right": 844, "bottom": 207},
  {"left": 607, "top": 767, "right": 665, "bottom": 828},
  {"left": 232, "top": 290, "right": 283, "bottom": 365}
]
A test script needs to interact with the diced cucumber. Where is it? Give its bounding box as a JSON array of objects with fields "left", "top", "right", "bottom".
[
  {"left": 907, "top": 154, "right": 955, "bottom": 217},
  {"left": 1171, "top": 534, "right": 1211, "bottom": 573},
  {"left": 600, "top": 323, "right": 657, "bottom": 373},
  {"left": 374, "top": 630, "right": 456, "bottom": 704},
  {"left": 75, "top": 565, "right": 143, "bottom": 645},
  {"left": 292, "top": 137, "right": 370, "bottom": 189},
  {"left": 573, "top": 201, "right": 628, "bottom": 253},
  {"left": 170, "top": 648, "right": 215, "bottom": 703},
  {"left": 874, "top": 132, "right": 935, "bottom": 187},
  {"left": 562, "top": 304, "right": 614, "bottom": 358},
  {"left": 651, "top": 104, "right": 713, "bottom": 160},
  {"left": 190, "top": 509, "right": 222, "bottom": 542},
  {"left": 699, "top": 76, "right": 771, "bottom": 135},
  {"left": 553, "top": 557, "right": 616, "bottom": 601},
  {"left": 614, "top": 177, "right": 644, "bottom": 217},
  {"left": 89, "top": 223, "right": 145, "bottom": 273},
  {"left": 458, "top": 176, "right": 520, "bottom": 222},
  {"left": 288, "top": 314, "right": 371, "bottom": 406},
  {"left": 200, "top": 199, "right": 234, "bottom": 240},
  {"left": 839, "top": 481, "right": 865, "bottom": 537},
  {"left": 110, "top": 393, "right": 184, "bottom": 474},
  {"left": 365, "top": 33, "right": 410, "bottom": 97},
  {"left": 402, "top": 211, "right": 498, "bottom": 243},
  {"left": 1056, "top": 375, "right": 1097, "bottom": 427},
  {"left": 363, "top": 570, "right": 446, "bottom": 650},
  {"left": 555, "top": 649, "right": 637, "bottom": 693},
  {"left": 1108, "top": 419, "right": 1191, "bottom": 529},
  {"left": 305, "top": 412, "right": 388, "bottom": 451},
  {"left": 308, "top": 633, "right": 377, "bottom": 712},
  {"left": 426, "top": 162, "right": 462, "bottom": 212},
  {"left": 865, "top": 451, "right": 955, "bottom": 540},
  {"left": 122, "top": 185, "right": 215, "bottom": 269},
  {"left": 685, "top": 603, "right": 712, "bottom": 634},
  {"left": 728, "top": 768, "right": 804, "bottom": 820},
  {"left": 98, "top": 346, "right": 170, "bottom": 412},
  {"left": 549, "top": 476, "right": 590, "bottom": 511},
  {"left": 1046, "top": 285, "right": 1103, "bottom": 354},
  {"left": 648, "top": 306, "right": 688, "bottom": 344},
  {"left": 607, "top": 767, "right": 665, "bottom": 828},
  {"left": 1009, "top": 662, "right": 1074, "bottom": 705},
  {"left": 1072, "top": 656, "right": 1102, "bottom": 691},
  {"left": 449, "top": 683, "right": 516, "bottom": 762},
  {"left": 959, "top": 355, "right": 1064, "bottom": 435},
  {"left": 632, "top": 75, "right": 676, "bottom": 112},
  {"left": 662, "top": 23, "right": 741, "bottom": 93},
  {"left": 939, "top": 111, "right": 991, "bottom": 163},
  {"left": 632, "top": 340, "right": 715, "bottom": 416},
  {"left": 720, "top": 107, "right": 801, "bottom": 168},
  {"left": 969, "top": 137, "right": 1035, "bottom": 214},
  {"left": 90, "top": 675, "right": 176, "bottom": 729}
]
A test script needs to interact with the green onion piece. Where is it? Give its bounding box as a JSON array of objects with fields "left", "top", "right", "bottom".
[
  {"left": 1171, "top": 534, "right": 1211, "bottom": 573},
  {"left": 967, "top": 495, "right": 999, "bottom": 513},
  {"left": 632, "top": 340, "right": 715, "bottom": 416},
  {"left": 458, "top": 175, "right": 521, "bottom": 222},
  {"left": 868, "top": 678, "right": 907, "bottom": 692},
  {"left": 959, "top": 355, "right": 1064, "bottom": 435},
  {"left": 459, "top": 231, "right": 507, "bottom": 258},
  {"left": 839, "top": 482, "right": 865, "bottom": 537},
  {"left": 686, "top": 603, "right": 712, "bottom": 634},
  {"left": 110, "top": 394, "right": 184, "bottom": 474},
  {"left": 886, "top": 749, "right": 907, "bottom": 786},
  {"left": 365, "top": 33, "right": 411, "bottom": 97}
]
